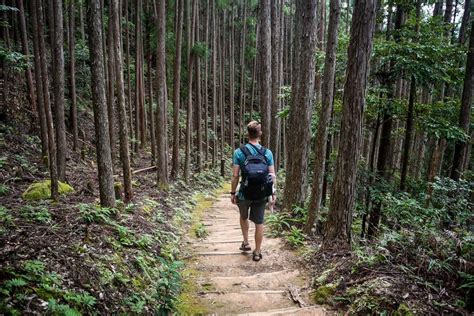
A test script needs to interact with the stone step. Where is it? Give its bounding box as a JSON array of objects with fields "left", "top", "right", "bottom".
[{"left": 238, "top": 306, "right": 327, "bottom": 316}]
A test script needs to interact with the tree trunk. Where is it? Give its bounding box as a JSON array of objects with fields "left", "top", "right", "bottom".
[
  {"left": 238, "top": 1, "right": 247, "bottom": 146},
  {"left": 184, "top": 0, "right": 196, "bottom": 182},
  {"left": 305, "top": 0, "right": 340, "bottom": 235},
  {"left": 451, "top": 19, "right": 473, "bottom": 180},
  {"left": 228, "top": 6, "right": 235, "bottom": 149},
  {"left": 87, "top": 0, "right": 116, "bottom": 207},
  {"left": 195, "top": 0, "right": 203, "bottom": 171},
  {"left": 171, "top": 0, "right": 183, "bottom": 178},
  {"left": 282, "top": 0, "right": 318, "bottom": 212},
  {"left": 204, "top": 0, "right": 210, "bottom": 162},
  {"left": 269, "top": 0, "right": 281, "bottom": 168},
  {"left": 156, "top": 0, "right": 169, "bottom": 187},
  {"left": 30, "top": 0, "right": 48, "bottom": 163},
  {"left": 458, "top": 0, "right": 471, "bottom": 44},
  {"left": 110, "top": 0, "right": 133, "bottom": 203},
  {"left": 323, "top": 0, "right": 376, "bottom": 250},
  {"left": 258, "top": 0, "right": 272, "bottom": 147},
  {"left": 52, "top": 0, "right": 67, "bottom": 181},
  {"left": 106, "top": 1, "right": 116, "bottom": 163},
  {"left": 219, "top": 12, "right": 226, "bottom": 176},
  {"left": 211, "top": 0, "right": 217, "bottom": 168},
  {"left": 33, "top": 0, "right": 59, "bottom": 200},
  {"left": 68, "top": 0, "right": 79, "bottom": 152},
  {"left": 18, "top": 0, "right": 37, "bottom": 114}
]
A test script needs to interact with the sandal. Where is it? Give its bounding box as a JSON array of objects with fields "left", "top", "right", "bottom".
[
  {"left": 252, "top": 250, "right": 262, "bottom": 262},
  {"left": 239, "top": 241, "right": 251, "bottom": 252}
]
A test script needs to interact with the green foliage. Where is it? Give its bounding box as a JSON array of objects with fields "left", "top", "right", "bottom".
[
  {"left": 78, "top": 203, "right": 116, "bottom": 224},
  {"left": 193, "top": 222, "right": 208, "bottom": 239},
  {"left": 0, "top": 183, "right": 10, "bottom": 196},
  {"left": 1, "top": 260, "right": 96, "bottom": 314},
  {"left": 191, "top": 42, "right": 209, "bottom": 59},
  {"left": 285, "top": 227, "right": 306, "bottom": 248},
  {"left": 20, "top": 205, "right": 52, "bottom": 224},
  {"left": 0, "top": 206, "right": 13, "bottom": 228},
  {"left": 156, "top": 257, "right": 183, "bottom": 313},
  {"left": 0, "top": 43, "right": 28, "bottom": 73}
]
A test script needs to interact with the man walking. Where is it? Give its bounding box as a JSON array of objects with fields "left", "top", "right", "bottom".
[{"left": 231, "top": 121, "right": 276, "bottom": 262}]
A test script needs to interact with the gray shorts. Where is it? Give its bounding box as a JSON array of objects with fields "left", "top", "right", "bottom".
[{"left": 237, "top": 198, "right": 267, "bottom": 224}]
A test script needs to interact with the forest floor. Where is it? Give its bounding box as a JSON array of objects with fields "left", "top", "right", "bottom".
[{"left": 178, "top": 190, "right": 328, "bottom": 315}]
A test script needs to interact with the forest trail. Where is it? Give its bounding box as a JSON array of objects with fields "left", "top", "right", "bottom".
[{"left": 184, "top": 192, "right": 328, "bottom": 315}]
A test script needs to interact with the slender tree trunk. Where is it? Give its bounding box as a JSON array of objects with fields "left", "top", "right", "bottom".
[
  {"left": 229, "top": 6, "right": 235, "bottom": 149},
  {"left": 18, "top": 0, "right": 37, "bottom": 114},
  {"left": 258, "top": 0, "right": 272, "bottom": 146},
  {"left": 282, "top": 0, "right": 318, "bottom": 212},
  {"left": 147, "top": 53, "right": 156, "bottom": 162},
  {"left": 68, "top": 0, "right": 79, "bottom": 152},
  {"left": 323, "top": 0, "right": 376, "bottom": 250},
  {"left": 184, "top": 0, "right": 196, "bottom": 182},
  {"left": 52, "top": 0, "right": 67, "bottom": 181},
  {"left": 30, "top": 0, "right": 48, "bottom": 163},
  {"left": 156, "top": 0, "right": 169, "bottom": 187},
  {"left": 305, "top": 0, "right": 340, "bottom": 235},
  {"left": 195, "top": 0, "right": 203, "bottom": 171},
  {"left": 458, "top": 0, "right": 471, "bottom": 44},
  {"left": 219, "top": 12, "right": 226, "bottom": 176},
  {"left": 33, "top": 0, "right": 59, "bottom": 200},
  {"left": 171, "top": 0, "right": 183, "bottom": 178},
  {"left": 79, "top": 2, "right": 85, "bottom": 42},
  {"left": 269, "top": 0, "right": 281, "bottom": 168},
  {"left": 204, "top": 0, "right": 210, "bottom": 163},
  {"left": 124, "top": 0, "right": 133, "bottom": 145},
  {"left": 400, "top": 78, "right": 416, "bottom": 190},
  {"left": 451, "top": 19, "right": 473, "bottom": 180},
  {"left": 111, "top": 0, "right": 133, "bottom": 203},
  {"left": 238, "top": 1, "right": 247, "bottom": 146},
  {"left": 211, "top": 0, "right": 218, "bottom": 168},
  {"left": 106, "top": 1, "right": 116, "bottom": 162},
  {"left": 88, "top": 0, "right": 116, "bottom": 207}
]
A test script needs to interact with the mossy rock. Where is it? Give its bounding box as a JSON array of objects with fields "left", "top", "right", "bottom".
[
  {"left": 394, "top": 303, "right": 414, "bottom": 316},
  {"left": 22, "top": 180, "right": 74, "bottom": 200},
  {"left": 312, "top": 283, "right": 337, "bottom": 305}
]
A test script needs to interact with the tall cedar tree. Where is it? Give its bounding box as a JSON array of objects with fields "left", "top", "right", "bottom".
[
  {"left": 451, "top": 20, "right": 474, "bottom": 180},
  {"left": 88, "top": 0, "right": 116, "bottom": 207},
  {"left": 323, "top": 0, "right": 376, "bottom": 249},
  {"left": 52, "top": 0, "right": 67, "bottom": 181},
  {"left": 156, "top": 0, "right": 169, "bottom": 187},
  {"left": 171, "top": 0, "right": 183, "bottom": 179},
  {"left": 305, "top": 0, "right": 341, "bottom": 235},
  {"left": 33, "top": 0, "right": 59, "bottom": 200},
  {"left": 68, "top": 0, "right": 79, "bottom": 151},
  {"left": 269, "top": 0, "right": 281, "bottom": 168},
  {"left": 18, "top": 0, "right": 36, "bottom": 114},
  {"left": 111, "top": 0, "right": 133, "bottom": 202},
  {"left": 283, "top": 0, "right": 318, "bottom": 212},
  {"left": 258, "top": 0, "right": 272, "bottom": 147}
]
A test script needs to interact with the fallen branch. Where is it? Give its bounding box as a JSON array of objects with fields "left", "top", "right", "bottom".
[
  {"left": 289, "top": 285, "right": 307, "bottom": 308},
  {"left": 132, "top": 165, "right": 156, "bottom": 174}
]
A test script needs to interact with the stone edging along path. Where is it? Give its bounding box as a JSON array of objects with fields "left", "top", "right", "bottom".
[{"left": 178, "top": 187, "right": 328, "bottom": 315}]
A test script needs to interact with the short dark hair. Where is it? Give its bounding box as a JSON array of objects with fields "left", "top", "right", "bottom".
[{"left": 247, "top": 121, "right": 262, "bottom": 140}]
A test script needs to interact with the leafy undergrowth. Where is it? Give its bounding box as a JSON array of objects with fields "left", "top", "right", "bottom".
[
  {"left": 267, "top": 176, "right": 473, "bottom": 315},
  {"left": 0, "top": 120, "right": 226, "bottom": 314}
]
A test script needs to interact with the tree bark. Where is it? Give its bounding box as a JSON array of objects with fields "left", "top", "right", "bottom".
[
  {"left": 258, "top": 0, "right": 272, "bottom": 147},
  {"left": 323, "top": 0, "right": 376, "bottom": 250},
  {"left": 111, "top": 0, "right": 133, "bottom": 202},
  {"left": 68, "top": 0, "right": 79, "bottom": 152},
  {"left": 88, "top": 0, "right": 116, "bottom": 207},
  {"left": 171, "top": 0, "right": 183, "bottom": 179},
  {"left": 282, "top": 0, "right": 318, "bottom": 212},
  {"left": 269, "top": 0, "right": 281, "bottom": 168},
  {"left": 155, "top": 0, "right": 169, "bottom": 187},
  {"left": 106, "top": 1, "right": 116, "bottom": 163},
  {"left": 238, "top": 1, "right": 247, "bottom": 146},
  {"left": 18, "top": 0, "right": 37, "bottom": 114},
  {"left": 33, "top": 0, "right": 59, "bottom": 200},
  {"left": 30, "top": 0, "right": 49, "bottom": 164},
  {"left": 52, "top": 0, "right": 67, "bottom": 181},
  {"left": 305, "top": 0, "right": 340, "bottom": 235},
  {"left": 451, "top": 19, "right": 474, "bottom": 180},
  {"left": 211, "top": 0, "right": 218, "bottom": 168}
]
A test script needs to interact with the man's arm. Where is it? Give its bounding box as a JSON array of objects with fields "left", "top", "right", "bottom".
[{"left": 231, "top": 165, "right": 240, "bottom": 204}]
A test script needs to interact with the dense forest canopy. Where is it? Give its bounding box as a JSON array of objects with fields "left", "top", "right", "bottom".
[{"left": 0, "top": 0, "right": 473, "bottom": 314}]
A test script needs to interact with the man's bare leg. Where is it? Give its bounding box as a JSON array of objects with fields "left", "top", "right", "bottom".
[
  {"left": 255, "top": 224, "right": 264, "bottom": 252},
  {"left": 240, "top": 216, "right": 249, "bottom": 244}
]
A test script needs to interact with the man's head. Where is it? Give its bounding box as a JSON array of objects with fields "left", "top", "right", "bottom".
[{"left": 247, "top": 121, "right": 262, "bottom": 141}]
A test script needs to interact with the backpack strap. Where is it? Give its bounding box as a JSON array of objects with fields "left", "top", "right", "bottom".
[
  {"left": 248, "top": 143, "right": 268, "bottom": 162},
  {"left": 240, "top": 145, "right": 252, "bottom": 158}
]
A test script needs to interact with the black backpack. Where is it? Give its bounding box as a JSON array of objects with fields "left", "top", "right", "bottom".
[{"left": 239, "top": 144, "right": 273, "bottom": 200}]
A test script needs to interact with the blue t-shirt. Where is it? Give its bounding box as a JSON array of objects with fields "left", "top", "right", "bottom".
[{"left": 232, "top": 143, "right": 274, "bottom": 200}]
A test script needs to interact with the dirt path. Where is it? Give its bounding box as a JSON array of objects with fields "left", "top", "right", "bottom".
[{"left": 184, "top": 192, "right": 328, "bottom": 315}]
